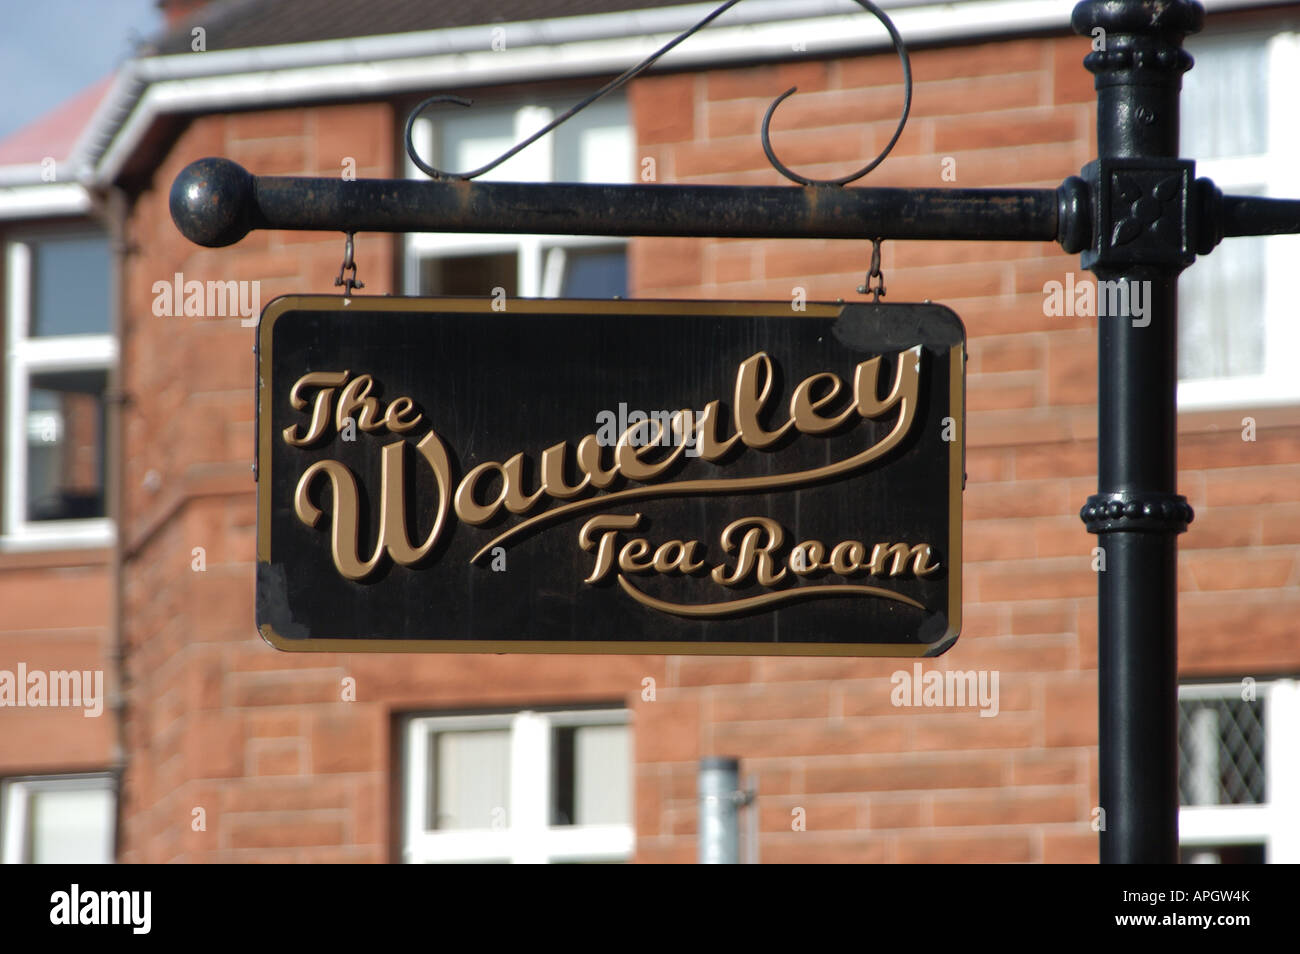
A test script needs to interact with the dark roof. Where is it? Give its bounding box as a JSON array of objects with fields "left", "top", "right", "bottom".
[{"left": 150, "top": 0, "right": 699, "bottom": 55}]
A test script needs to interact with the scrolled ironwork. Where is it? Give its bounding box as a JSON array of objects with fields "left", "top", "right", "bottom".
[{"left": 403, "top": 0, "right": 912, "bottom": 187}]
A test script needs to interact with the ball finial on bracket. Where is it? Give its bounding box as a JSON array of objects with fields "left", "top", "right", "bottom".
[{"left": 169, "top": 157, "right": 255, "bottom": 248}]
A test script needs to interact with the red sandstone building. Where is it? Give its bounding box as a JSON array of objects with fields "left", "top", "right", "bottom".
[{"left": 1, "top": 0, "right": 1297, "bottom": 863}]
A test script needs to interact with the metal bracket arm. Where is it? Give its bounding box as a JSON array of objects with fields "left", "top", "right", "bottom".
[
  {"left": 168, "top": 157, "right": 1300, "bottom": 252},
  {"left": 171, "top": 156, "right": 1074, "bottom": 248}
]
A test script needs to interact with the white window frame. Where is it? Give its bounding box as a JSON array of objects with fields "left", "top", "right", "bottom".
[
  {"left": 403, "top": 708, "right": 634, "bottom": 864},
  {"left": 1178, "top": 30, "right": 1300, "bottom": 411},
  {"left": 1, "top": 773, "right": 116, "bottom": 864},
  {"left": 3, "top": 233, "right": 117, "bottom": 551},
  {"left": 403, "top": 99, "right": 632, "bottom": 299},
  {"left": 1178, "top": 679, "right": 1300, "bottom": 863}
]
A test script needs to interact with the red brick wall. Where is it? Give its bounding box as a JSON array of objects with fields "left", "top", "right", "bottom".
[
  {"left": 118, "top": 102, "right": 405, "bottom": 862},
  {"left": 107, "top": 28, "right": 1300, "bottom": 864},
  {"left": 0, "top": 550, "right": 114, "bottom": 777}
]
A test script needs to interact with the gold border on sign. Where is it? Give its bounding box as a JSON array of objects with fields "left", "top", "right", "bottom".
[{"left": 255, "top": 295, "right": 964, "bottom": 656}]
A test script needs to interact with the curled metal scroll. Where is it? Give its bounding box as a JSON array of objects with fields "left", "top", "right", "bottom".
[{"left": 404, "top": 0, "right": 912, "bottom": 187}]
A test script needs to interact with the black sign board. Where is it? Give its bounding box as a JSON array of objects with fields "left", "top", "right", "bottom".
[{"left": 256, "top": 296, "right": 964, "bottom": 656}]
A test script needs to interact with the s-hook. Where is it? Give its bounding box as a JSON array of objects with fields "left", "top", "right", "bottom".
[
  {"left": 404, "top": 0, "right": 911, "bottom": 187},
  {"left": 335, "top": 231, "right": 364, "bottom": 295},
  {"left": 858, "top": 238, "right": 886, "bottom": 301}
]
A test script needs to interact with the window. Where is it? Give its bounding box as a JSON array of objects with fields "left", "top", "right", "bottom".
[
  {"left": 1178, "top": 679, "right": 1300, "bottom": 862},
  {"left": 1177, "top": 29, "right": 1300, "bottom": 409},
  {"left": 403, "top": 708, "right": 633, "bottom": 863},
  {"left": 4, "top": 230, "right": 116, "bottom": 548},
  {"left": 1, "top": 774, "right": 115, "bottom": 864},
  {"left": 404, "top": 96, "right": 632, "bottom": 299}
]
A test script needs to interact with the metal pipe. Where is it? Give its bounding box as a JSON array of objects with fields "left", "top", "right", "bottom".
[
  {"left": 1222, "top": 194, "right": 1300, "bottom": 237},
  {"left": 104, "top": 186, "right": 131, "bottom": 864},
  {"left": 169, "top": 157, "right": 1066, "bottom": 248},
  {"left": 698, "top": 756, "right": 741, "bottom": 864}
]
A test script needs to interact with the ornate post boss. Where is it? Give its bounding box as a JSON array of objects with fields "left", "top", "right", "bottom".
[{"left": 256, "top": 297, "right": 965, "bottom": 656}]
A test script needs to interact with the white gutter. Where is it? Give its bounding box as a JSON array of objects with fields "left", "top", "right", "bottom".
[
  {"left": 67, "top": 68, "right": 148, "bottom": 182},
  {"left": 129, "top": 1, "right": 932, "bottom": 81},
  {"left": 0, "top": 183, "right": 92, "bottom": 219},
  {"left": 0, "top": 164, "right": 53, "bottom": 189},
  {"left": 1, "top": 0, "right": 1288, "bottom": 191}
]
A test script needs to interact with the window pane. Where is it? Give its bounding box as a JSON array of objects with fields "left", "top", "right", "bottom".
[
  {"left": 551, "top": 724, "right": 630, "bottom": 827},
  {"left": 548, "top": 722, "right": 629, "bottom": 831},
  {"left": 422, "top": 253, "right": 518, "bottom": 297},
  {"left": 554, "top": 98, "right": 632, "bottom": 183},
  {"left": 437, "top": 111, "right": 516, "bottom": 179},
  {"left": 437, "top": 107, "right": 553, "bottom": 182},
  {"left": 1182, "top": 35, "right": 1269, "bottom": 160},
  {"left": 27, "top": 785, "right": 114, "bottom": 863},
  {"left": 551, "top": 727, "right": 576, "bottom": 826},
  {"left": 31, "top": 235, "right": 111, "bottom": 337},
  {"left": 1178, "top": 227, "right": 1267, "bottom": 381},
  {"left": 575, "top": 725, "right": 630, "bottom": 826},
  {"left": 560, "top": 248, "right": 627, "bottom": 299},
  {"left": 1178, "top": 695, "right": 1266, "bottom": 806},
  {"left": 432, "top": 730, "right": 510, "bottom": 831},
  {"left": 26, "top": 369, "right": 108, "bottom": 522}
]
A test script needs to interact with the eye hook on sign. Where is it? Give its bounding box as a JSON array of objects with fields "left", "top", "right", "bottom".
[
  {"left": 403, "top": 0, "right": 911, "bottom": 185},
  {"left": 858, "top": 237, "right": 886, "bottom": 302},
  {"left": 335, "top": 231, "right": 365, "bottom": 296}
]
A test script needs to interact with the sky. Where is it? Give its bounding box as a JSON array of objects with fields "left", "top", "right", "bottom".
[{"left": 0, "top": 0, "right": 163, "bottom": 139}]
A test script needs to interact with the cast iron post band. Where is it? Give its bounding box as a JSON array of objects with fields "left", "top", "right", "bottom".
[{"left": 168, "top": 0, "right": 1300, "bottom": 863}]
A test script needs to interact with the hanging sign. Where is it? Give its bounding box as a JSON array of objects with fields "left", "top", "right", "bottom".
[{"left": 255, "top": 296, "right": 964, "bottom": 656}]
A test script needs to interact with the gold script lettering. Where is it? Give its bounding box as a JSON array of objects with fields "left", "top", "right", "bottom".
[
  {"left": 579, "top": 513, "right": 643, "bottom": 584},
  {"left": 711, "top": 516, "right": 787, "bottom": 587},
  {"left": 733, "top": 353, "right": 794, "bottom": 449},
  {"left": 283, "top": 370, "right": 350, "bottom": 447},
  {"left": 471, "top": 345, "right": 923, "bottom": 562},
  {"left": 294, "top": 432, "right": 453, "bottom": 581},
  {"left": 578, "top": 517, "right": 938, "bottom": 619},
  {"left": 869, "top": 542, "right": 942, "bottom": 577}
]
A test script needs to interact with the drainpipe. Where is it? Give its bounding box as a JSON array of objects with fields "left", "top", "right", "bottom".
[{"left": 103, "top": 184, "right": 131, "bottom": 863}]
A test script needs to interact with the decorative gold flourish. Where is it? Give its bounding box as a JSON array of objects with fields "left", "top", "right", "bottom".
[{"left": 616, "top": 575, "right": 924, "bottom": 618}]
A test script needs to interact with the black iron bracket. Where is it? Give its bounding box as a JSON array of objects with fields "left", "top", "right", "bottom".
[
  {"left": 169, "top": 155, "right": 1300, "bottom": 254},
  {"left": 169, "top": 159, "right": 1077, "bottom": 247}
]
